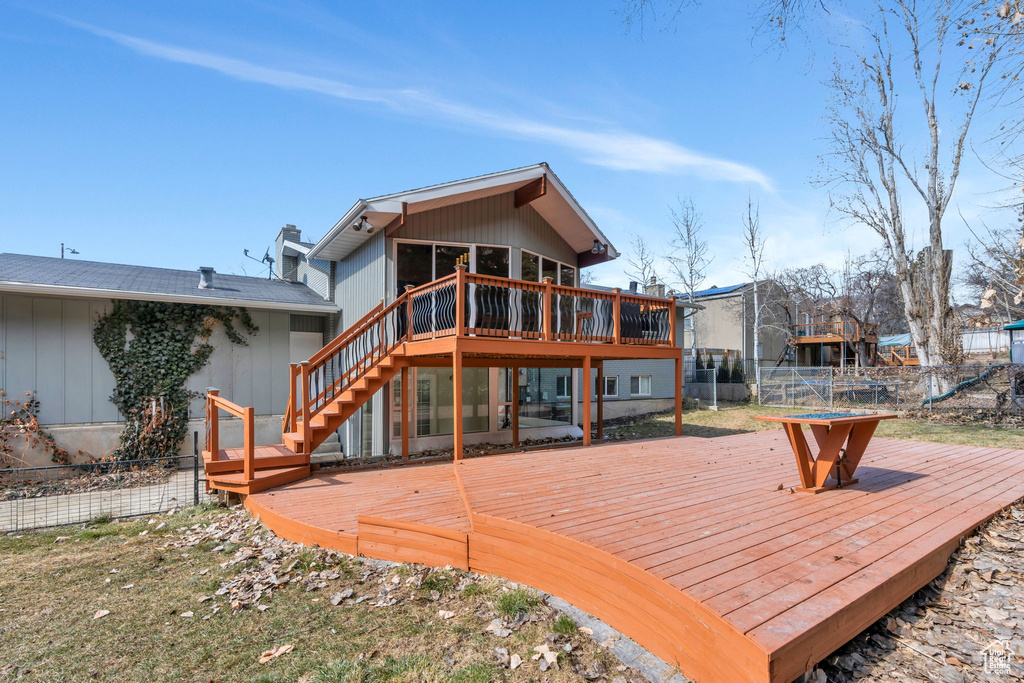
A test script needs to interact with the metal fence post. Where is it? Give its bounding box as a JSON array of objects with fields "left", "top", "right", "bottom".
[
  {"left": 928, "top": 373, "right": 934, "bottom": 412},
  {"left": 829, "top": 369, "right": 835, "bottom": 411},
  {"left": 193, "top": 430, "right": 200, "bottom": 505}
]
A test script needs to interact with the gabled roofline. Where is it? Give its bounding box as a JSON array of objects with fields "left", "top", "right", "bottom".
[{"left": 308, "top": 163, "right": 618, "bottom": 263}]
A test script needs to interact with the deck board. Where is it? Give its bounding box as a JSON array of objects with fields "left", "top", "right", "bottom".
[{"left": 244, "top": 430, "right": 1024, "bottom": 683}]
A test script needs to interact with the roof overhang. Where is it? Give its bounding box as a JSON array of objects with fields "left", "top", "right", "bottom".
[
  {"left": 0, "top": 281, "right": 338, "bottom": 314},
  {"left": 309, "top": 163, "right": 619, "bottom": 265}
]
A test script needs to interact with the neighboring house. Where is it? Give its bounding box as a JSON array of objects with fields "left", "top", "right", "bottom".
[
  {"left": 0, "top": 253, "right": 334, "bottom": 463},
  {"left": 682, "top": 283, "right": 790, "bottom": 370},
  {"left": 303, "top": 163, "right": 693, "bottom": 457},
  {"left": 577, "top": 281, "right": 696, "bottom": 418}
]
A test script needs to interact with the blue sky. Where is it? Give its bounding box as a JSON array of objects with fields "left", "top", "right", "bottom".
[{"left": 0, "top": 1, "right": 1008, "bottom": 290}]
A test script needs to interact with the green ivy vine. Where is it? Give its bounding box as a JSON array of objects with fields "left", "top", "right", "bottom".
[{"left": 93, "top": 300, "right": 258, "bottom": 461}]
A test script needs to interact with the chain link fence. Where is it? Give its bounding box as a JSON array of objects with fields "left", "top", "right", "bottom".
[
  {"left": 758, "top": 364, "right": 1024, "bottom": 415},
  {"left": 685, "top": 368, "right": 717, "bottom": 409},
  {"left": 0, "top": 455, "right": 206, "bottom": 533}
]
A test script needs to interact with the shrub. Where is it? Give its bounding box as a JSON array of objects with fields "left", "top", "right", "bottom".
[
  {"left": 731, "top": 361, "right": 745, "bottom": 384},
  {"left": 717, "top": 358, "right": 731, "bottom": 384}
]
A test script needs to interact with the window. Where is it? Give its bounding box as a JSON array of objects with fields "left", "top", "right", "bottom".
[
  {"left": 630, "top": 375, "right": 652, "bottom": 396},
  {"left": 477, "top": 246, "right": 510, "bottom": 277},
  {"left": 521, "top": 251, "right": 540, "bottom": 282},
  {"left": 595, "top": 375, "right": 617, "bottom": 397},
  {"left": 521, "top": 249, "right": 575, "bottom": 286},
  {"left": 556, "top": 375, "right": 571, "bottom": 398}
]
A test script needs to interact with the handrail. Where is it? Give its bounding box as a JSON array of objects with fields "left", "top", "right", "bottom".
[
  {"left": 205, "top": 389, "right": 255, "bottom": 481},
  {"left": 289, "top": 270, "right": 681, "bottom": 451}
]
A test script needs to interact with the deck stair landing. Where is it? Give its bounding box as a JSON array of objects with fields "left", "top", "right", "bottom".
[{"left": 245, "top": 432, "right": 1024, "bottom": 683}]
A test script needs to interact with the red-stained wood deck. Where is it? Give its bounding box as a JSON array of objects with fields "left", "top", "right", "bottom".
[{"left": 244, "top": 431, "right": 1024, "bottom": 683}]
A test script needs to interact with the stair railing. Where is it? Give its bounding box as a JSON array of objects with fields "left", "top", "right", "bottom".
[{"left": 205, "top": 388, "right": 255, "bottom": 481}]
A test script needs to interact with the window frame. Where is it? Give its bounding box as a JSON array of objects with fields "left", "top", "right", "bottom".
[
  {"left": 555, "top": 374, "right": 572, "bottom": 399},
  {"left": 595, "top": 375, "right": 618, "bottom": 398},
  {"left": 520, "top": 248, "right": 577, "bottom": 287},
  {"left": 630, "top": 374, "right": 652, "bottom": 396},
  {"left": 392, "top": 238, "right": 512, "bottom": 285}
]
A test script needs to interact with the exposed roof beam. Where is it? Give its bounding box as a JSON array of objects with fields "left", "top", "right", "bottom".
[
  {"left": 514, "top": 174, "right": 547, "bottom": 208},
  {"left": 385, "top": 202, "right": 408, "bottom": 238}
]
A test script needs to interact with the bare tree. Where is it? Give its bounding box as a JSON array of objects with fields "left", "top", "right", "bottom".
[
  {"left": 816, "top": 1, "right": 1000, "bottom": 375},
  {"left": 664, "top": 197, "right": 713, "bottom": 353},
  {"left": 623, "top": 234, "right": 661, "bottom": 290},
  {"left": 739, "top": 196, "right": 768, "bottom": 386},
  {"left": 964, "top": 201, "right": 1024, "bottom": 321}
]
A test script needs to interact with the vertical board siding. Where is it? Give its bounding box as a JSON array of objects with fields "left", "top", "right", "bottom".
[
  {"left": 62, "top": 299, "right": 94, "bottom": 424},
  {"left": 335, "top": 230, "right": 385, "bottom": 335},
  {"left": 1, "top": 294, "right": 301, "bottom": 425},
  {"left": 397, "top": 193, "right": 577, "bottom": 267}
]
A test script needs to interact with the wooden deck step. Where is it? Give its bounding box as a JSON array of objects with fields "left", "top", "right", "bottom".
[
  {"left": 207, "top": 465, "right": 310, "bottom": 495},
  {"left": 357, "top": 473, "right": 471, "bottom": 570},
  {"left": 202, "top": 444, "right": 305, "bottom": 475}
]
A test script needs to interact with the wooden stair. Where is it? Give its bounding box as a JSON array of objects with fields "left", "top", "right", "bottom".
[
  {"left": 283, "top": 351, "right": 403, "bottom": 455},
  {"left": 206, "top": 465, "right": 311, "bottom": 495}
]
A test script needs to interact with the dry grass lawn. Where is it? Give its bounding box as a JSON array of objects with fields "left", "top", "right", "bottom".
[
  {"left": 0, "top": 506, "right": 633, "bottom": 683},
  {"left": 608, "top": 403, "right": 1024, "bottom": 450}
]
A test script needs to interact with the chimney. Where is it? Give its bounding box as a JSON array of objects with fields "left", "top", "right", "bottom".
[
  {"left": 277, "top": 224, "right": 301, "bottom": 244},
  {"left": 198, "top": 266, "right": 215, "bottom": 289},
  {"left": 629, "top": 281, "right": 639, "bottom": 293},
  {"left": 645, "top": 275, "right": 666, "bottom": 298}
]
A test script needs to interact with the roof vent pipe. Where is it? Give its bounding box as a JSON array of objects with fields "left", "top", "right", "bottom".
[
  {"left": 629, "top": 281, "right": 638, "bottom": 293},
  {"left": 198, "top": 266, "right": 215, "bottom": 289}
]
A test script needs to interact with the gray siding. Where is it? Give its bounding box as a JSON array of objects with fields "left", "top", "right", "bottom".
[
  {"left": 299, "top": 256, "right": 331, "bottom": 300},
  {"left": 386, "top": 192, "right": 578, "bottom": 300},
  {"left": 398, "top": 192, "right": 577, "bottom": 263},
  {"left": 0, "top": 293, "right": 296, "bottom": 425},
  {"left": 578, "top": 359, "right": 679, "bottom": 401},
  {"left": 334, "top": 230, "right": 386, "bottom": 335}
]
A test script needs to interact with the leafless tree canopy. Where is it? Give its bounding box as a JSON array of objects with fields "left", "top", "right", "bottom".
[
  {"left": 665, "top": 196, "right": 713, "bottom": 302},
  {"left": 623, "top": 234, "right": 661, "bottom": 290},
  {"left": 963, "top": 202, "right": 1024, "bottom": 320}
]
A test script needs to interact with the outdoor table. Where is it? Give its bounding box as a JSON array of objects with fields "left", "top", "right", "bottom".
[{"left": 755, "top": 412, "right": 897, "bottom": 493}]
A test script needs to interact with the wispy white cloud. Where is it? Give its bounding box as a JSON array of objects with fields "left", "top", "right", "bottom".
[{"left": 71, "top": 21, "right": 773, "bottom": 189}]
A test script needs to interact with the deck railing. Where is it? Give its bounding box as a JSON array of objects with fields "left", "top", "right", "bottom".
[
  {"left": 279, "top": 266, "right": 679, "bottom": 450},
  {"left": 794, "top": 320, "right": 879, "bottom": 341},
  {"left": 205, "top": 389, "right": 255, "bottom": 481},
  {"left": 890, "top": 345, "right": 918, "bottom": 364}
]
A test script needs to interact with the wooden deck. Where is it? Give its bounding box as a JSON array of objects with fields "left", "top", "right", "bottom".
[{"left": 244, "top": 431, "right": 1024, "bottom": 683}]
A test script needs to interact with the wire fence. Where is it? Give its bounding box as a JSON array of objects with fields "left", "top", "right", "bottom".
[
  {"left": 758, "top": 364, "right": 1024, "bottom": 415},
  {"left": 0, "top": 455, "right": 206, "bottom": 533},
  {"left": 685, "top": 368, "right": 718, "bottom": 409}
]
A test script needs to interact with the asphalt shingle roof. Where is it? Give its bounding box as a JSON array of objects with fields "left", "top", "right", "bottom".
[{"left": 0, "top": 253, "right": 333, "bottom": 310}]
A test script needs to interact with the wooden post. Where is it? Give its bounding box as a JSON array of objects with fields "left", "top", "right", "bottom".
[
  {"left": 300, "top": 361, "right": 311, "bottom": 462},
  {"left": 288, "top": 364, "right": 299, "bottom": 433},
  {"left": 453, "top": 350, "right": 464, "bottom": 460},
  {"left": 243, "top": 406, "right": 255, "bottom": 482},
  {"left": 401, "top": 366, "right": 410, "bottom": 461},
  {"left": 596, "top": 361, "right": 604, "bottom": 440},
  {"left": 207, "top": 388, "right": 219, "bottom": 461},
  {"left": 582, "top": 356, "right": 592, "bottom": 446},
  {"left": 455, "top": 265, "right": 467, "bottom": 337},
  {"left": 511, "top": 366, "right": 520, "bottom": 447},
  {"left": 542, "top": 276, "right": 553, "bottom": 341},
  {"left": 405, "top": 284, "right": 414, "bottom": 342},
  {"left": 612, "top": 288, "right": 622, "bottom": 345},
  {"left": 669, "top": 296, "right": 677, "bottom": 347},
  {"left": 674, "top": 354, "right": 683, "bottom": 436}
]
